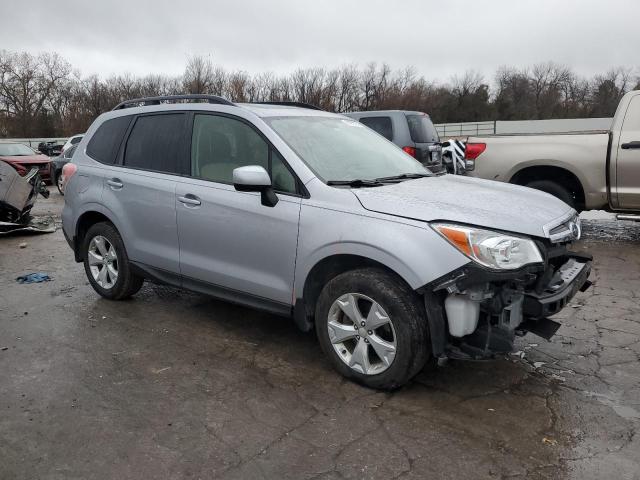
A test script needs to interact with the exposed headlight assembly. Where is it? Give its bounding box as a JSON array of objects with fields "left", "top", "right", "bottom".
[{"left": 432, "top": 223, "right": 543, "bottom": 270}]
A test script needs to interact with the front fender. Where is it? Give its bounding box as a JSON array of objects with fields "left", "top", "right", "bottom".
[{"left": 294, "top": 204, "right": 469, "bottom": 298}]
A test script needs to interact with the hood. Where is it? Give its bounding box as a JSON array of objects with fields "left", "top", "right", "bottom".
[
  {"left": 352, "top": 175, "right": 574, "bottom": 238},
  {"left": 0, "top": 154, "right": 51, "bottom": 164}
]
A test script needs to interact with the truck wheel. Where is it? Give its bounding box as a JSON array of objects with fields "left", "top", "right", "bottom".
[
  {"left": 524, "top": 180, "right": 575, "bottom": 208},
  {"left": 315, "top": 268, "right": 430, "bottom": 390},
  {"left": 83, "top": 222, "right": 144, "bottom": 300}
]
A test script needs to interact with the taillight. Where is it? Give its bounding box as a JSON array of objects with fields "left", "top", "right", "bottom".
[
  {"left": 402, "top": 146, "right": 417, "bottom": 158},
  {"left": 61, "top": 162, "right": 78, "bottom": 191},
  {"left": 464, "top": 143, "right": 486, "bottom": 160}
]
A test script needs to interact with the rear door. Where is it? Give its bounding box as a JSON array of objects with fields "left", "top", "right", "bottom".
[
  {"left": 175, "top": 112, "right": 301, "bottom": 309},
  {"left": 101, "top": 112, "right": 188, "bottom": 274},
  {"left": 615, "top": 94, "right": 640, "bottom": 209}
]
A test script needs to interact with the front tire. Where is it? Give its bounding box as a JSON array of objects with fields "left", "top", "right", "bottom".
[
  {"left": 83, "top": 222, "right": 143, "bottom": 300},
  {"left": 315, "top": 268, "right": 430, "bottom": 390}
]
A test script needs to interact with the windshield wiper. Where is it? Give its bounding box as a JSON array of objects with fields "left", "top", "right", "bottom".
[
  {"left": 374, "top": 173, "right": 432, "bottom": 182},
  {"left": 326, "top": 179, "right": 384, "bottom": 188}
]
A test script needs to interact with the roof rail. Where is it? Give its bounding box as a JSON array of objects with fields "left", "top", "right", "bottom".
[
  {"left": 253, "top": 101, "right": 322, "bottom": 111},
  {"left": 112, "top": 94, "right": 235, "bottom": 111}
]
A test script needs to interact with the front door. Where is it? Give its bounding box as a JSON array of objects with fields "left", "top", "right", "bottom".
[
  {"left": 615, "top": 94, "right": 640, "bottom": 209},
  {"left": 176, "top": 113, "right": 302, "bottom": 308}
]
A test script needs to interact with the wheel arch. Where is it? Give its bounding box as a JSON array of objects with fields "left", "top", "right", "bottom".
[
  {"left": 510, "top": 164, "right": 586, "bottom": 210},
  {"left": 294, "top": 251, "right": 421, "bottom": 332},
  {"left": 73, "top": 206, "right": 122, "bottom": 262}
]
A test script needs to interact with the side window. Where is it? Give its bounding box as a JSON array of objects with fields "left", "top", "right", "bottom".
[
  {"left": 86, "top": 116, "right": 132, "bottom": 164},
  {"left": 123, "top": 114, "right": 185, "bottom": 173},
  {"left": 360, "top": 116, "right": 393, "bottom": 141},
  {"left": 271, "top": 150, "right": 297, "bottom": 194},
  {"left": 70, "top": 136, "right": 82, "bottom": 145},
  {"left": 191, "top": 114, "right": 268, "bottom": 184},
  {"left": 622, "top": 96, "right": 640, "bottom": 132}
]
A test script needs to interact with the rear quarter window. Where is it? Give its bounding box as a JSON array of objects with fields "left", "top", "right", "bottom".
[
  {"left": 359, "top": 116, "right": 393, "bottom": 141},
  {"left": 86, "top": 116, "right": 132, "bottom": 164}
]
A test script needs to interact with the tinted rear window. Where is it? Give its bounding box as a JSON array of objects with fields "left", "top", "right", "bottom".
[
  {"left": 123, "top": 114, "right": 185, "bottom": 173},
  {"left": 87, "top": 116, "right": 132, "bottom": 164},
  {"left": 406, "top": 114, "right": 439, "bottom": 143},
  {"left": 359, "top": 116, "right": 393, "bottom": 141}
]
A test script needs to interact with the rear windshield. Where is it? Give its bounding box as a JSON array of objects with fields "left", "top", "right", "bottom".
[{"left": 406, "top": 114, "right": 439, "bottom": 143}]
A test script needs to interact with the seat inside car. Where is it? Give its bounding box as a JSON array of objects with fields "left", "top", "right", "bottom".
[{"left": 196, "top": 130, "right": 237, "bottom": 181}]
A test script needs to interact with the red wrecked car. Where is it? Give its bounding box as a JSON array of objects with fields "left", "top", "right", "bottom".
[{"left": 0, "top": 143, "right": 53, "bottom": 183}]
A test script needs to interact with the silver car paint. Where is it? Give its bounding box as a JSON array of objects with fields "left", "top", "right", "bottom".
[
  {"left": 351, "top": 174, "right": 574, "bottom": 238},
  {"left": 63, "top": 103, "right": 576, "bottom": 309},
  {"left": 175, "top": 176, "right": 301, "bottom": 305}
]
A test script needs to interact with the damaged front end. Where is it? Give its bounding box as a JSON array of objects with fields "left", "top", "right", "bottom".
[
  {"left": 0, "top": 160, "right": 49, "bottom": 225},
  {"left": 423, "top": 241, "right": 592, "bottom": 361}
]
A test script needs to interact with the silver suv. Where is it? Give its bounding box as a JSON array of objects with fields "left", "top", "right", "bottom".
[{"left": 62, "top": 95, "right": 592, "bottom": 389}]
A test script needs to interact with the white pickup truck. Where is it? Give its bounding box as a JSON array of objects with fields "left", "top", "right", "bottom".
[{"left": 465, "top": 90, "right": 640, "bottom": 218}]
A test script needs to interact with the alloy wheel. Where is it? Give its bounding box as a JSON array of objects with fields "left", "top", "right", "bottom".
[
  {"left": 57, "top": 174, "right": 64, "bottom": 194},
  {"left": 327, "top": 293, "right": 397, "bottom": 375},
  {"left": 87, "top": 235, "right": 118, "bottom": 289}
]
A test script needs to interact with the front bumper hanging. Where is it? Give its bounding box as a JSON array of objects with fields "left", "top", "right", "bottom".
[{"left": 424, "top": 250, "right": 592, "bottom": 360}]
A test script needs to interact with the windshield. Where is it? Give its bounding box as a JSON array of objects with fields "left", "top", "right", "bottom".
[
  {"left": 266, "top": 116, "right": 431, "bottom": 182},
  {"left": 0, "top": 143, "right": 36, "bottom": 156},
  {"left": 406, "top": 114, "right": 439, "bottom": 143}
]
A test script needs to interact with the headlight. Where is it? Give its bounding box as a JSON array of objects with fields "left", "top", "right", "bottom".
[{"left": 432, "top": 223, "right": 543, "bottom": 270}]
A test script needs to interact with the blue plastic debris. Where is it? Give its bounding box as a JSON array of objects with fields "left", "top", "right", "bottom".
[{"left": 16, "top": 273, "right": 51, "bottom": 284}]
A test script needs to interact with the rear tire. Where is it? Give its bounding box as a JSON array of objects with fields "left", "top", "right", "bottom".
[
  {"left": 55, "top": 170, "right": 64, "bottom": 195},
  {"left": 524, "top": 180, "right": 575, "bottom": 209},
  {"left": 315, "top": 268, "right": 430, "bottom": 390},
  {"left": 83, "top": 222, "right": 143, "bottom": 300}
]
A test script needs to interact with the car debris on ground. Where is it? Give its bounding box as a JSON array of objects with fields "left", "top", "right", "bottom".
[{"left": 0, "top": 159, "right": 52, "bottom": 235}]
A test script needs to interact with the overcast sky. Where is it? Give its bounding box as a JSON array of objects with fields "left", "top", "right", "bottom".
[{"left": 2, "top": 0, "right": 638, "bottom": 83}]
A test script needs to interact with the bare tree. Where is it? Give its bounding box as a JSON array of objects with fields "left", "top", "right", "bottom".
[
  {"left": 183, "top": 55, "right": 215, "bottom": 94},
  {"left": 1, "top": 48, "right": 638, "bottom": 138},
  {"left": 0, "top": 50, "right": 71, "bottom": 136}
]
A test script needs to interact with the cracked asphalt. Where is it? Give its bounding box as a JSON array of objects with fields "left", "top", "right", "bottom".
[{"left": 1, "top": 193, "right": 639, "bottom": 479}]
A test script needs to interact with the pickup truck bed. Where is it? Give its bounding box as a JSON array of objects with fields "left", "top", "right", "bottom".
[{"left": 466, "top": 90, "right": 640, "bottom": 214}]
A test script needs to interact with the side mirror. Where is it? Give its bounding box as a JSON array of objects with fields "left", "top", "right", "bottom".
[{"left": 233, "top": 165, "right": 278, "bottom": 207}]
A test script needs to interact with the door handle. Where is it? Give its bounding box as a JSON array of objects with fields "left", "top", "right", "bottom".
[
  {"left": 178, "top": 194, "right": 201, "bottom": 206},
  {"left": 621, "top": 141, "right": 640, "bottom": 150},
  {"left": 107, "top": 178, "right": 123, "bottom": 189}
]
